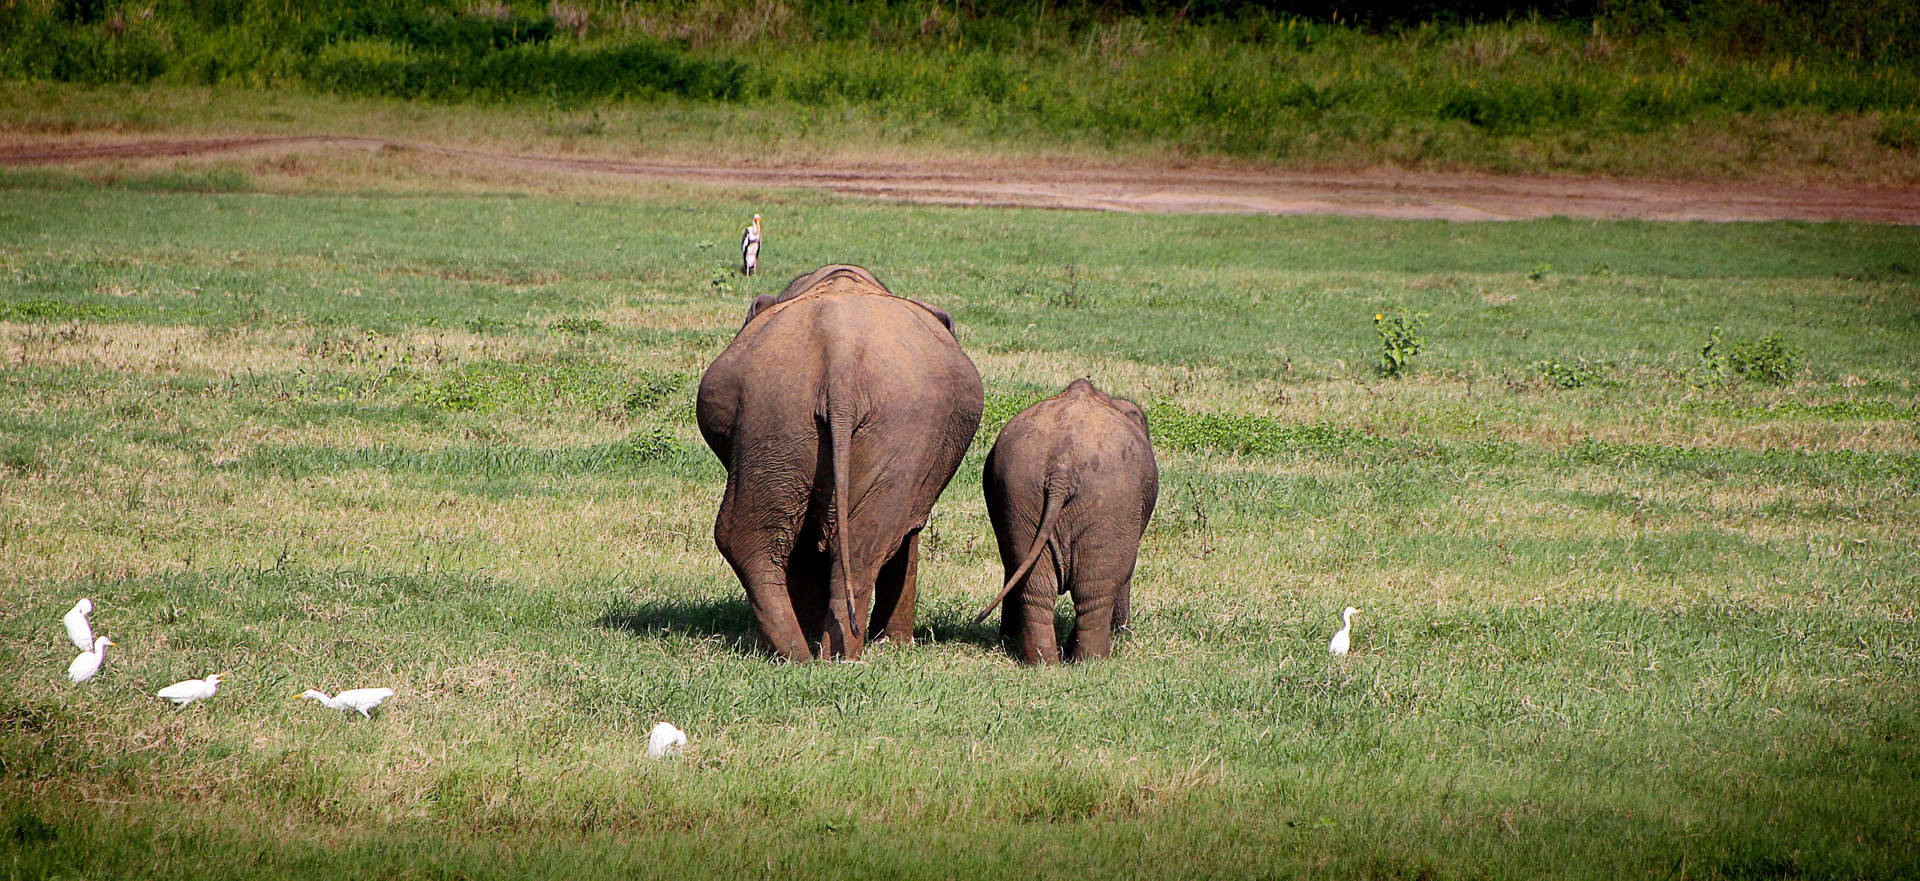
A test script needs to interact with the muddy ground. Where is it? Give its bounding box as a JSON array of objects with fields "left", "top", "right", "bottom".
[{"left": 6, "top": 134, "right": 1917, "bottom": 223}]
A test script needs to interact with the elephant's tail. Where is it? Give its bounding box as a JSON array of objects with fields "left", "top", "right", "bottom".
[
  {"left": 825, "top": 397, "right": 860, "bottom": 655},
  {"left": 971, "top": 473, "right": 1070, "bottom": 626}
]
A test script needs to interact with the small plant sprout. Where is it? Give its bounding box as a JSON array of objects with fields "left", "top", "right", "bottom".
[
  {"left": 1533, "top": 357, "right": 1611, "bottom": 389},
  {"left": 1374, "top": 309, "right": 1427, "bottom": 377}
]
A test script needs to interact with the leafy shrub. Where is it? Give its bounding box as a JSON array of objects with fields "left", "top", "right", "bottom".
[
  {"left": 1, "top": 17, "right": 167, "bottom": 83},
  {"left": 622, "top": 372, "right": 685, "bottom": 414},
  {"left": 1699, "top": 327, "right": 1805, "bottom": 385},
  {"left": 324, "top": 9, "right": 555, "bottom": 57},
  {"left": 1373, "top": 309, "right": 1427, "bottom": 377},
  {"left": 1726, "top": 335, "right": 1805, "bottom": 384},
  {"left": 620, "top": 427, "right": 677, "bottom": 463},
  {"left": 1439, "top": 82, "right": 1541, "bottom": 134},
  {"left": 1698, "top": 326, "right": 1728, "bottom": 382},
  {"left": 548, "top": 316, "right": 610, "bottom": 335},
  {"left": 306, "top": 39, "right": 745, "bottom": 101},
  {"left": 1874, "top": 114, "right": 1920, "bottom": 152},
  {"left": 1533, "top": 357, "right": 1612, "bottom": 389}
]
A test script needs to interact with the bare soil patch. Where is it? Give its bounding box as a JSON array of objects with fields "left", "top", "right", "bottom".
[{"left": 6, "top": 134, "right": 1917, "bottom": 224}]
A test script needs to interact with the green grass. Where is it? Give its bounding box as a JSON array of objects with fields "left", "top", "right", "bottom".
[
  {"left": 4, "top": 1, "right": 1919, "bottom": 182},
  {"left": 1, "top": 172, "right": 1917, "bottom": 879}
]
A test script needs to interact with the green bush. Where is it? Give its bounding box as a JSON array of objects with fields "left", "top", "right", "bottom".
[
  {"left": 1374, "top": 309, "right": 1428, "bottom": 378},
  {"left": 620, "top": 427, "right": 677, "bottom": 463},
  {"left": 324, "top": 9, "right": 555, "bottom": 56},
  {"left": 548, "top": 317, "right": 611, "bottom": 335},
  {"left": 1726, "top": 335, "right": 1805, "bottom": 385},
  {"left": 0, "top": 18, "right": 168, "bottom": 83},
  {"left": 1533, "top": 357, "right": 1613, "bottom": 389},
  {"left": 621, "top": 371, "right": 685, "bottom": 414},
  {"left": 305, "top": 37, "right": 745, "bottom": 101},
  {"left": 1699, "top": 328, "right": 1805, "bottom": 385},
  {"left": 1874, "top": 114, "right": 1920, "bottom": 151}
]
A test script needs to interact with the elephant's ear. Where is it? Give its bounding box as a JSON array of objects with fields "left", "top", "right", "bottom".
[
  {"left": 743, "top": 293, "right": 779, "bottom": 327},
  {"left": 909, "top": 299, "right": 958, "bottom": 338}
]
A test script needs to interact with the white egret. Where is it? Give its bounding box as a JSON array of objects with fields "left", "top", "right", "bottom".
[
  {"left": 647, "top": 721, "right": 687, "bottom": 758},
  {"left": 740, "top": 213, "right": 762, "bottom": 276},
  {"left": 1328, "top": 606, "right": 1362, "bottom": 656},
  {"left": 63, "top": 598, "right": 94, "bottom": 652},
  {"left": 157, "top": 673, "right": 229, "bottom": 706},
  {"left": 67, "top": 636, "right": 113, "bottom": 683},
  {"left": 295, "top": 687, "right": 395, "bottom": 719}
]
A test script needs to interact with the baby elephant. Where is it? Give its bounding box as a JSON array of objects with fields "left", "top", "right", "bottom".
[{"left": 974, "top": 379, "right": 1159, "bottom": 663}]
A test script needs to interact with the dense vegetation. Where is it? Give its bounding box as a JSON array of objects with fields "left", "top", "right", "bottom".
[
  {"left": 1, "top": 166, "right": 1916, "bottom": 877},
  {"left": 4, "top": 0, "right": 1916, "bottom": 166}
]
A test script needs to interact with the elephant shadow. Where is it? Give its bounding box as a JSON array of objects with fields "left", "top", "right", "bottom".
[
  {"left": 595, "top": 592, "right": 1012, "bottom": 655},
  {"left": 596, "top": 594, "right": 760, "bottom": 647},
  {"left": 912, "top": 602, "right": 1009, "bottom": 651}
]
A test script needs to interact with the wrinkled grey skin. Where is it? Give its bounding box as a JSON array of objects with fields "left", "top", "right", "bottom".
[
  {"left": 697, "top": 265, "right": 984, "bottom": 661},
  {"left": 976, "top": 379, "right": 1159, "bottom": 664}
]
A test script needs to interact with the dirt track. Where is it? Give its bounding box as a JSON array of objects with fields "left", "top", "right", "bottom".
[{"left": 6, "top": 134, "right": 1918, "bottom": 224}]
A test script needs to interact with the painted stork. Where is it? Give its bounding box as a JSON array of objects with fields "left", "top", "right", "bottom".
[{"left": 741, "top": 213, "right": 762, "bottom": 276}]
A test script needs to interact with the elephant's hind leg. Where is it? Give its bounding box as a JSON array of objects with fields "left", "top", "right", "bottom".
[
  {"left": 1064, "top": 568, "right": 1133, "bottom": 662},
  {"left": 1005, "top": 551, "right": 1064, "bottom": 665},
  {"left": 715, "top": 494, "right": 814, "bottom": 662},
  {"left": 867, "top": 531, "right": 921, "bottom": 645}
]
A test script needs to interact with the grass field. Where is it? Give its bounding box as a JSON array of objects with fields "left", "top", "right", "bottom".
[
  {"left": 2, "top": 166, "right": 1917, "bottom": 878},
  {"left": 7, "top": 1, "right": 1920, "bottom": 185}
]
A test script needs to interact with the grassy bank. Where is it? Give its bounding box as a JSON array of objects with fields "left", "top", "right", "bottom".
[
  {"left": 1, "top": 167, "right": 1917, "bottom": 877},
  {"left": 3, "top": 0, "right": 1918, "bottom": 181}
]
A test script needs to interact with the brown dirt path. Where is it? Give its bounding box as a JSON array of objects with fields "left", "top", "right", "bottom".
[{"left": 6, "top": 134, "right": 1917, "bottom": 224}]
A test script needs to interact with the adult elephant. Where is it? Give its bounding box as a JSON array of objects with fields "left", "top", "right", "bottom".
[{"left": 696, "top": 265, "right": 984, "bottom": 661}]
